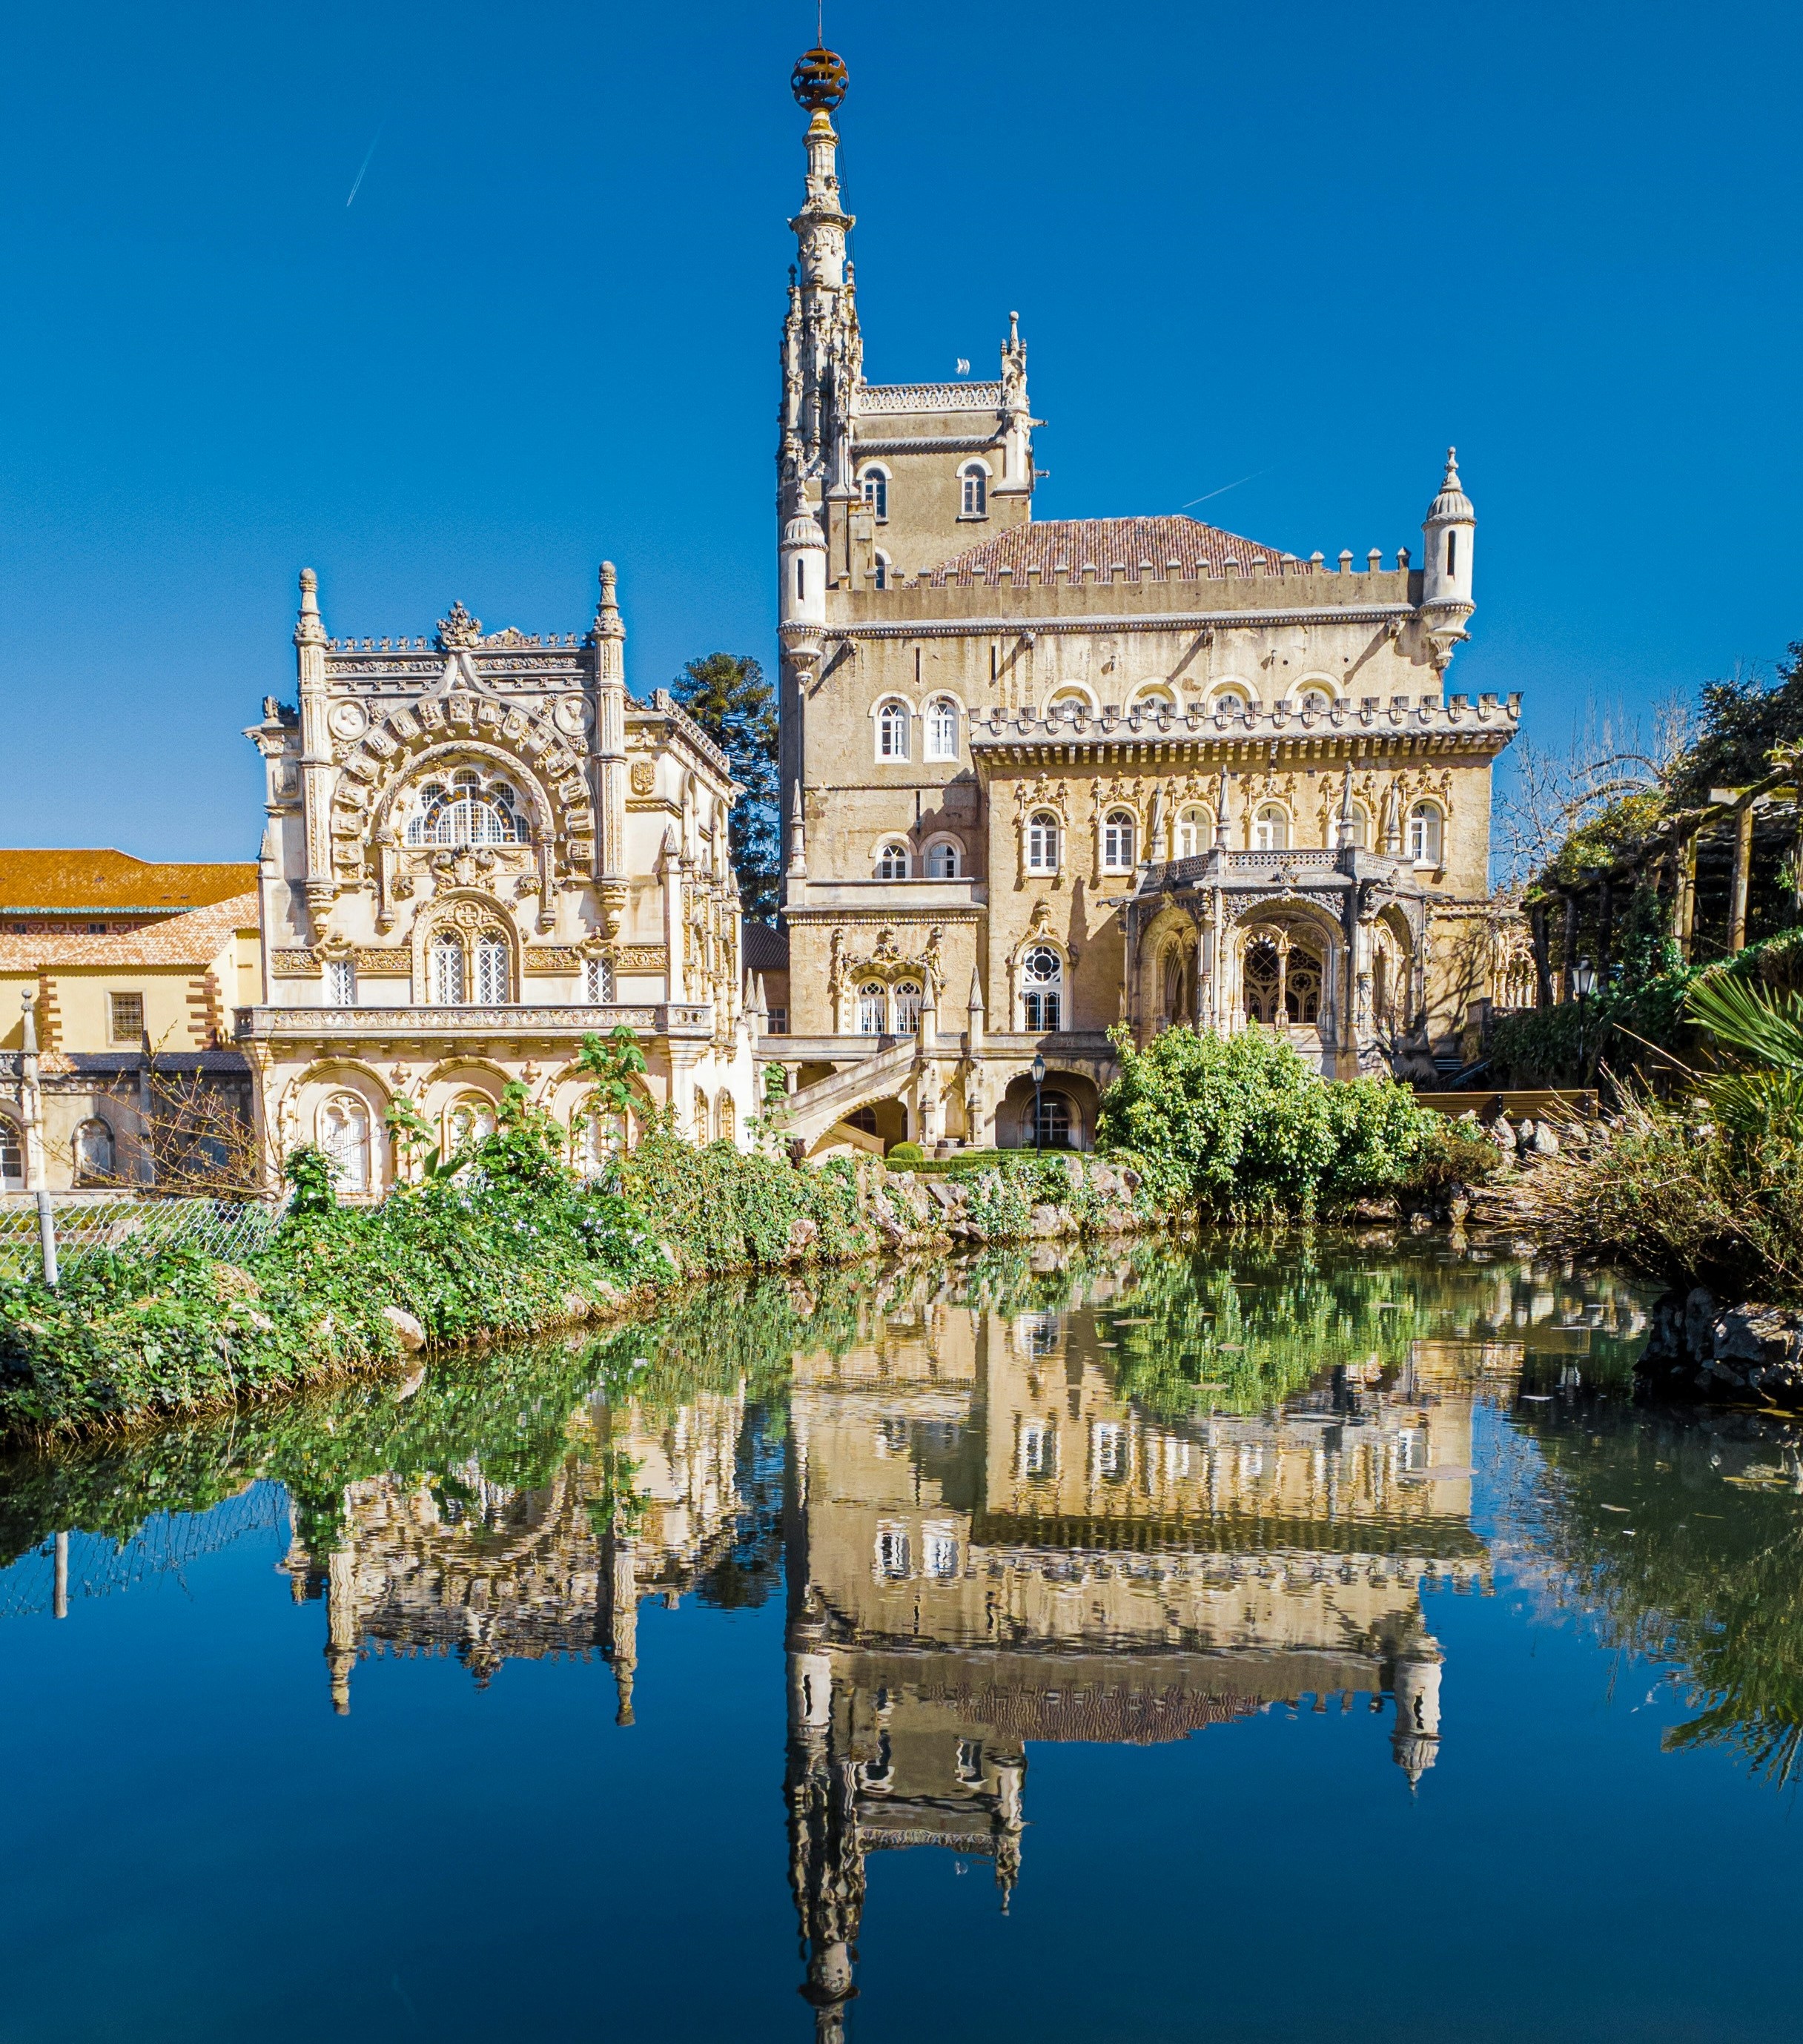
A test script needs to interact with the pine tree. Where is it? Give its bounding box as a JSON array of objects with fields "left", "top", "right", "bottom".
[{"left": 671, "top": 653, "right": 781, "bottom": 923}]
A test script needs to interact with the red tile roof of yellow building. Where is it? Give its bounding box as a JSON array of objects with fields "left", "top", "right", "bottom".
[
  {"left": 0, "top": 892, "right": 259, "bottom": 970},
  {"left": 0, "top": 849, "right": 259, "bottom": 915},
  {"left": 924, "top": 515, "right": 1294, "bottom": 586}
]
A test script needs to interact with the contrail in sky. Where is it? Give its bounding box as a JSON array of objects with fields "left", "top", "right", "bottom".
[
  {"left": 346, "top": 128, "right": 383, "bottom": 208},
  {"left": 1182, "top": 466, "right": 1275, "bottom": 510}
]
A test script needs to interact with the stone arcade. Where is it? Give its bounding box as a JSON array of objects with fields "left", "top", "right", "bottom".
[
  {"left": 239, "top": 565, "right": 755, "bottom": 1189},
  {"left": 764, "top": 44, "right": 1524, "bottom": 1155}
]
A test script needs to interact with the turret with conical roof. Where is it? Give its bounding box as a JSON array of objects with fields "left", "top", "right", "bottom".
[{"left": 1420, "top": 447, "right": 1476, "bottom": 671}]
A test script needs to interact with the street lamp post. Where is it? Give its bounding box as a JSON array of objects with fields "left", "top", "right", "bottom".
[
  {"left": 1570, "top": 957, "right": 1597, "bottom": 1081},
  {"left": 1031, "top": 1051, "right": 1046, "bottom": 1155}
]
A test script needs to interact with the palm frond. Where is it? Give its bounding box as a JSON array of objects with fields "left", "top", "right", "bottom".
[{"left": 1686, "top": 974, "right": 1803, "bottom": 1074}]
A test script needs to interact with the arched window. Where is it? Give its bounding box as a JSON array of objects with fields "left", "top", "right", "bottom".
[
  {"left": 1033, "top": 1091, "right": 1073, "bottom": 1150},
  {"left": 1297, "top": 687, "right": 1334, "bottom": 714},
  {"left": 573, "top": 1105, "right": 627, "bottom": 1177},
  {"left": 0, "top": 1117, "right": 22, "bottom": 1191},
  {"left": 873, "top": 550, "right": 891, "bottom": 590},
  {"left": 1343, "top": 805, "right": 1372, "bottom": 850},
  {"left": 959, "top": 463, "right": 987, "bottom": 518},
  {"left": 448, "top": 1094, "right": 497, "bottom": 1152},
  {"left": 474, "top": 932, "right": 509, "bottom": 1005},
  {"left": 857, "top": 982, "right": 887, "bottom": 1034},
  {"left": 318, "top": 1093, "right": 371, "bottom": 1196},
  {"left": 893, "top": 981, "right": 924, "bottom": 1034},
  {"left": 876, "top": 840, "right": 911, "bottom": 880},
  {"left": 848, "top": 1105, "right": 879, "bottom": 1134},
  {"left": 1132, "top": 686, "right": 1175, "bottom": 712},
  {"left": 1213, "top": 689, "right": 1250, "bottom": 716},
  {"left": 861, "top": 467, "right": 889, "bottom": 520},
  {"left": 924, "top": 696, "right": 959, "bottom": 761},
  {"left": 74, "top": 1117, "right": 115, "bottom": 1182},
  {"left": 1021, "top": 945, "right": 1062, "bottom": 1031},
  {"left": 1176, "top": 805, "right": 1211, "bottom": 859},
  {"left": 876, "top": 699, "right": 910, "bottom": 760},
  {"left": 1102, "top": 809, "right": 1137, "bottom": 871},
  {"left": 1253, "top": 804, "right": 1289, "bottom": 853},
  {"left": 924, "top": 838, "right": 961, "bottom": 879},
  {"left": 1048, "top": 687, "right": 1093, "bottom": 718},
  {"left": 1026, "top": 811, "right": 1060, "bottom": 873},
  {"left": 429, "top": 932, "right": 466, "bottom": 1005},
  {"left": 583, "top": 954, "right": 614, "bottom": 1002},
  {"left": 1408, "top": 802, "right": 1444, "bottom": 865},
  {"left": 718, "top": 1091, "right": 736, "bottom": 1146},
  {"left": 406, "top": 770, "right": 523, "bottom": 847}
]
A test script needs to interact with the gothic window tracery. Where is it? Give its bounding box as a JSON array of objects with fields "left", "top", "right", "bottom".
[
  {"left": 1020, "top": 945, "right": 1062, "bottom": 1031},
  {"left": 1243, "top": 934, "right": 1324, "bottom": 1025},
  {"left": 318, "top": 1093, "right": 371, "bottom": 1195},
  {"left": 406, "top": 768, "right": 524, "bottom": 847}
]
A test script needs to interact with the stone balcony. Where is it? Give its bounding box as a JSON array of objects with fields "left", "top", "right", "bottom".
[{"left": 234, "top": 1002, "right": 715, "bottom": 1045}]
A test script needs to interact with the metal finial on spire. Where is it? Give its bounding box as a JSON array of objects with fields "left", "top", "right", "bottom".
[{"left": 791, "top": 39, "right": 847, "bottom": 111}]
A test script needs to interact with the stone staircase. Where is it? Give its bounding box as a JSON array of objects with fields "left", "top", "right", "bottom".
[{"left": 781, "top": 1037, "right": 922, "bottom": 1147}]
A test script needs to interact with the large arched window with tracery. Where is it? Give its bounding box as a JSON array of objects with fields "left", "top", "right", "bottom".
[
  {"left": 318, "top": 1093, "right": 371, "bottom": 1195},
  {"left": 406, "top": 768, "right": 524, "bottom": 847}
]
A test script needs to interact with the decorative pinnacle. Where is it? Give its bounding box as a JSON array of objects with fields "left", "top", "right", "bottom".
[
  {"left": 1443, "top": 446, "right": 1460, "bottom": 486},
  {"left": 790, "top": 44, "right": 847, "bottom": 112},
  {"left": 594, "top": 558, "right": 623, "bottom": 638}
]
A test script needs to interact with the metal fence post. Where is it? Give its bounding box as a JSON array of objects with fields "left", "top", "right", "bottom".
[{"left": 36, "top": 1190, "right": 59, "bottom": 1289}]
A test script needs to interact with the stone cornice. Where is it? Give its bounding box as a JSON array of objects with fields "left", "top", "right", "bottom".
[{"left": 832, "top": 605, "right": 1415, "bottom": 639}]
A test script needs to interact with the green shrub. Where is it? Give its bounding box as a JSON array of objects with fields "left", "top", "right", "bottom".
[
  {"left": 886, "top": 1141, "right": 924, "bottom": 1165},
  {"left": 1096, "top": 1023, "right": 1451, "bottom": 1220}
]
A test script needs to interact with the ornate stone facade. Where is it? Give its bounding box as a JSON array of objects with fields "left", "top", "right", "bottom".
[
  {"left": 238, "top": 565, "right": 755, "bottom": 1190},
  {"left": 764, "top": 50, "right": 1523, "bottom": 1154}
]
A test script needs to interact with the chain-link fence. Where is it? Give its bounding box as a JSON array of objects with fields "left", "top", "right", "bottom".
[
  {"left": 0, "top": 1482, "right": 290, "bottom": 1621},
  {"left": 0, "top": 1194, "right": 290, "bottom": 1283}
]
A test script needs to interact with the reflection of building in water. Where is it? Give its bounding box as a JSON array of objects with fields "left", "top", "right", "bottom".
[
  {"left": 283, "top": 1383, "right": 745, "bottom": 1716},
  {"left": 784, "top": 1277, "right": 1496, "bottom": 2038}
]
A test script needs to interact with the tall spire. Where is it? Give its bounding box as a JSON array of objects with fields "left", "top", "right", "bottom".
[{"left": 781, "top": 38, "right": 859, "bottom": 511}]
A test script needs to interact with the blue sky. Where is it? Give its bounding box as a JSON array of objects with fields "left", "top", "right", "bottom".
[{"left": 2, "top": 0, "right": 1799, "bottom": 860}]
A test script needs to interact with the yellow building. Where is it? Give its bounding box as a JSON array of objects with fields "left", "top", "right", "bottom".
[
  {"left": 1, "top": 887, "right": 259, "bottom": 1192},
  {"left": 764, "top": 46, "right": 1524, "bottom": 1157}
]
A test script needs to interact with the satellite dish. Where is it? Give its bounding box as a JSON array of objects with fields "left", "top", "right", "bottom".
[{"left": 955, "top": 358, "right": 970, "bottom": 376}]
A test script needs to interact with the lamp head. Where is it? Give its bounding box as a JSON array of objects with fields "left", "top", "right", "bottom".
[{"left": 1030, "top": 1053, "right": 1046, "bottom": 1085}]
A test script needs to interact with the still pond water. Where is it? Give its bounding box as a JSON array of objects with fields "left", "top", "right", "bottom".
[{"left": 4, "top": 1240, "right": 1803, "bottom": 2043}]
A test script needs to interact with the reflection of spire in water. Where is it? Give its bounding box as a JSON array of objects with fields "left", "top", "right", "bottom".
[
  {"left": 1391, "top": 1649, "right": 1443, "bottom": 1787},
  {"left": 608, "top": 1535, "right": 639, "bottom": 1726}
]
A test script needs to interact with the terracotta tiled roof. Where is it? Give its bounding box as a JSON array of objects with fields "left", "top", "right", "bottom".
[
  {"left": 924, "top": 516, "right": 1294, "bottom": 586},
  {"left": 0, "top": 891, "right": 259, "bottom": 971},
  {"left": 0, "top": 849, "right": 258, "bottom": 916}
]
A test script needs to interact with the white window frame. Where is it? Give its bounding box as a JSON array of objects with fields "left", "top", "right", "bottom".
[
  {"left": 429, "top": 931, "right": 466, "bottom": 1005},
  {"left": 1175, "top": 805, "right": 1211, "bottom": 859},
  {"left": 875, "top": 840, "right": 911, "bottom": 881},
  {"left": 1020, "top": 944, "right": 1063, "bottom": 1032},
  {"left": 474, "top": 933, "right": 509, "bottom": 1005},
  {"left": 1026, "top": 810, "right": 1060, "bottom": 873},
  {"left": 876, "top": 698, "right": 910, "bottom": 761},
  {"left": 893, "top": 980, "right": 924, "bottom": 1034},
  {"left": 924, "top": 695, "right": 959, "bottom": 761},
  {"left": 318, "top": 1092, "right": 371, "bottom": 1196},
  {"left": 324, "top": 957, "right": 356, "bottom": 1007},
  {"left": 0, "top": 1115, "right": 23, "bottom": 1191},
  {"left": 1252, "top": 804, "right": 1289, "bottom": 853},
  {"left": 860, "top": 466, "right": 890, "bottom": 521},
  {"left": 583, "top": 954, "right": 614, "bottom": 1002},
  {"left": 922, "top": 836, "right": 962, "bottom": 880},
  {"left": 856, "top": 982, "right": 887, "bottom": 1034},
  {"left": 959, "top": 462, "right": 989, "bottom": 519},
  {"left": 1408, "top": 801, "right": 1444, "bottom": 867},
  {"left": 1102, "top": 808, "right": 1137, "bottom": 872},
  {"left": 873, "top": 549, "right": 891, "bottom": 590}
]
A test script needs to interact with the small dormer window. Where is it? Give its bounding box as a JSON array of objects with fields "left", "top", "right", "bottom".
[{"left": 959, "top": 463, "right": 987, "bottom": 518}]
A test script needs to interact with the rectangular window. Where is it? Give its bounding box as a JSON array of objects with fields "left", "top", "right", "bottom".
[
  {"left": 324, "top": 959, "right": 356, "bottom": 1006},
  {"left": 766, "top": 1007, "right": 789, "bottom": 1035},
  {"left": 583, "top": 955, "right": 614, "bottom": 1002},
  {"left": 1022, "top": 990, "right": 1060, "bottom": 1031},
  {"left": 109, "top": 992, "right": 145, "bottom": 1044}
]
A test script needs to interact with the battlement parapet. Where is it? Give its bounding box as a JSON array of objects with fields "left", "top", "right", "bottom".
[{"left": 967, "top": 690, "right": 1522, "bottom": 752}]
